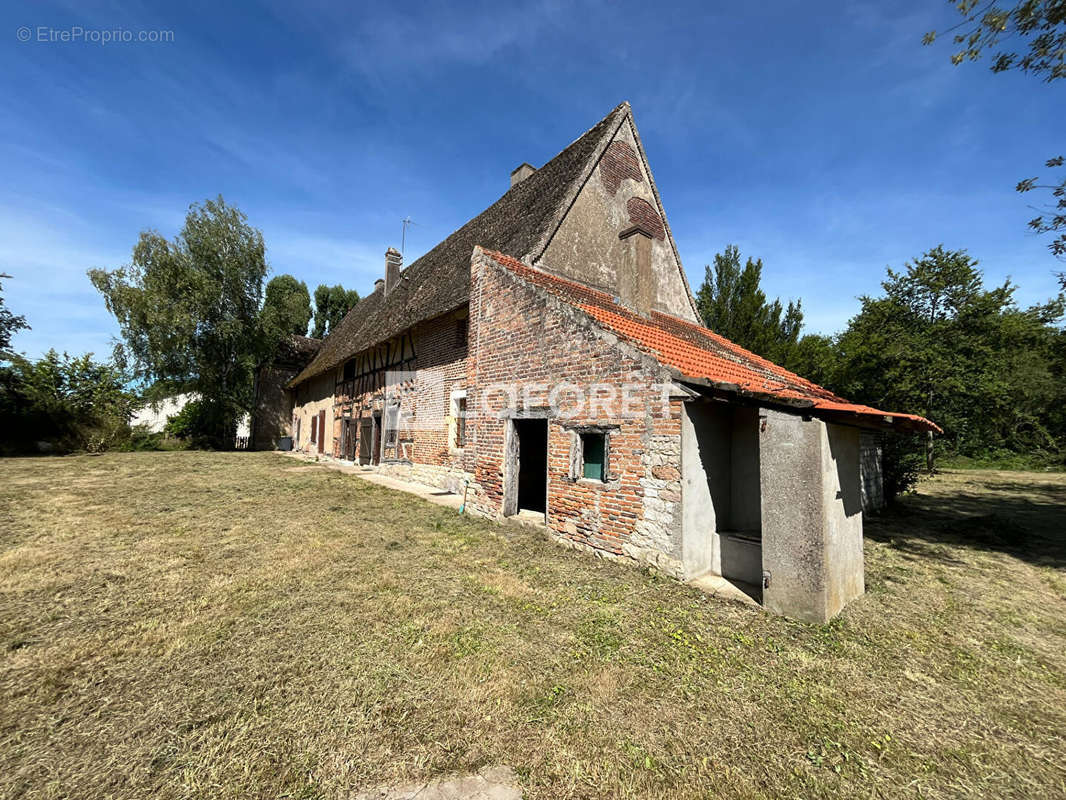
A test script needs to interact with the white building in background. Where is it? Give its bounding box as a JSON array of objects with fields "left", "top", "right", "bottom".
[{"left": 131, "top": 393, "right": 250, "bottom": 438}]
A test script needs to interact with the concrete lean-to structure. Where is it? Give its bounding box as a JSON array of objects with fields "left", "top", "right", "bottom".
[{"left": 285, "top": 102, "right": 939, "bottom": 623}]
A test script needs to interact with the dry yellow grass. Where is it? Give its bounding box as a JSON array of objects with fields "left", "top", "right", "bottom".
[{"left": 0, "top": 452, "right": 1064, "bottom": 799}]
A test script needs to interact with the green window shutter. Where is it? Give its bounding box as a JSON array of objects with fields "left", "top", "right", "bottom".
[{"left": 582, "top": 433, "right": 606, "bottom": 481}]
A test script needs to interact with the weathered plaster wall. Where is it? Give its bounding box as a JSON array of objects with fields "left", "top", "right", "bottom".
[
  {"left": 292, "top": 371, "right": 335, "bottom": 455},
  {"left": 758, "top": 410, "right": 865, "bottom": 622},
  {"left": 681, "top": 401, "right": 725, "bottom": 578},
  {"left": 681, "top": 401, "right": 762, "bottom": 584},
  {"left": 823, "top": 424, "right": 865, "bottom": 614},
  {"left": 538, "top": 118, "right": 698, "bottom": 323},
  {"left": 729, "top": 407, "right": 762, "bottom": 532},
  {"left": 467, "top": 249, "right": 687, "bottom": 577},
  {"left": 860, "top": 429, "right": 885, "bottom": 513}
]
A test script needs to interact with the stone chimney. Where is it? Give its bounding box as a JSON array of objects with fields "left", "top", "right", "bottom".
[
  {"left": 384, "top": 247, "right": 402, "bottom": 295},
  {"left": 617, "top": 224, "right": 655, "bottom": 317},
  {"left": 374, "top": 278, "right": 385, "bottom": 293},
  {"left": 510, "top": 163, "right": 536, "bottom": 188}
]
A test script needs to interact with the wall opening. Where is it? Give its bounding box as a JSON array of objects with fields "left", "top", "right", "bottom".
[
  {"left": 371, "top": 412, "right": 382, "bottom": 465},
  {"left": 506, "top": 418, "right": 548, "bottom": 518},
  {"left": 685, "top": 401, "right": 763, "bottom": 587}
]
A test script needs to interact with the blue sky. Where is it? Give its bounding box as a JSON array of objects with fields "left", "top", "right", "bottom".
[{"left": 1, "top": 0, "right": 1061, "bottom": 359}]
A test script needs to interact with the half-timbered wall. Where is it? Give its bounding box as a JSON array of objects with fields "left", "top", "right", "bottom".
[{"left": 325, "top": 308, "right": 471, "bottom": 491}]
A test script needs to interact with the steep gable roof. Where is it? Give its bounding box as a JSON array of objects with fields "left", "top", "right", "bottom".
[
  {"left": 290, "top": 103, "right": 630, "bottom": 386},
  {"left": 481, "top": 248, "right": 940, "bottom": 434},
  {"left": 531, "top": 109, "right": 701, "bottom": 321}
]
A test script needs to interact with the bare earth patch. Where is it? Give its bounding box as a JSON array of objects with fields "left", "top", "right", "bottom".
[{"left": 0, "top": 452, "right": 1064, "bottom": 799}]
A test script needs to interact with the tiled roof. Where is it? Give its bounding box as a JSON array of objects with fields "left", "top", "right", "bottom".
[
  {"left": 289, "top": 103, "right": 632, "bottom": 387},
  {"left": 482, "top": 248, "right": 940, "bottom": 433}
]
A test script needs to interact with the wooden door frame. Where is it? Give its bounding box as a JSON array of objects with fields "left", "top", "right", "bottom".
[{"left": 503, "top": 413, "right": 550, "bottom": 520}]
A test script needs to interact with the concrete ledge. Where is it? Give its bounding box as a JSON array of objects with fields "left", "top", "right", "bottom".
[
  {"left": 282, "top": 452, "right": 465, "bottom": 511},
  {"left": 688, "top": 573, "right": 762, "bottom": 607}
]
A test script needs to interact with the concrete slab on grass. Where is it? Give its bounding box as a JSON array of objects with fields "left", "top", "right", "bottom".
[
  {"left": 354, "top": 765, "right": 522, "bottom": 799},
  {"left": 688, "top": 573, "right": 761, "bottom": 606}
]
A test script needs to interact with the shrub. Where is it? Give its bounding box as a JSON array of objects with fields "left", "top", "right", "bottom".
[{"left": 0, "top": 351, "right": 137, "bottom": 454}]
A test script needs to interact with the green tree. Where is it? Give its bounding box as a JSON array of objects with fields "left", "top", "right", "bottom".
[
  {"left": 0, "top": 273, "right": 28, "bottom": 356},
  {"left": 0, "top": 350, "right": 137, "bottom": 453},
  {"left": 695, "top": 245, "right": 803, "bottom": 366},
  {"left": 262, "top": 274, "right": 312, "bottom": 337},
  {"left": 312, "top": 284, "right": 360, "bottom": 338},
  {"left": 89, "top": 196, "right": 268, "bottom": 449},
  {"left": 923, "top": 1, "right": 1066, "bottom": 257},
  {"left": 833, "top": 245, "right": 1064, "bottom": 471},
  {"left": 923, "top": 0, "right": 1066, "bottom": 80},
  {"left": 786, "top": 333, "right": 839, "bottom": 387},
  {"left": 1017, "top": 156, "right": 1066, "bottom": 258}
]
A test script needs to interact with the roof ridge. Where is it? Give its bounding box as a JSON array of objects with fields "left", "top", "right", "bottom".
[
  {"left": 527, "top": 103, "right": 631, "bottom": 261},
  {"left": 290, "top": 103, "right": 631, "bottom": 386}
]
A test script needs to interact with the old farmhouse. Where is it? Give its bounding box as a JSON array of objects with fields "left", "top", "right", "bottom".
[{"left": 284, "top": 102, "right": 938, "bottom": 623}]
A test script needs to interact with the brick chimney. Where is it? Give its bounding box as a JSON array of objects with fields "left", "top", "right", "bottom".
[
  {"left": 510, "top": 163, "right": 536, "bottom": 188},
  {"left": 617, "top": 224, "right": 654, "bottom": 317},
  {"left": 384, "top": 247, "right": 402, "bottom": 295}
]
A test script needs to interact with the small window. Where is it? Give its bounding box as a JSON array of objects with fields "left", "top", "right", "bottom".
[
  {"left": 455, "top": 396, "right": 467, "bottom": 448},
  {"left": 581, "top": 432, "right": 607, "bottom": 481},
  {"left": 343, "top": 359, "right": 355, "bottom": 381},
  {"left": 384, "top": 403, "right": 400, "bottom": 448}
]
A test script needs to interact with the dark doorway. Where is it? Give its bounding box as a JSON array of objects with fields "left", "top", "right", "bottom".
[
  {"left": 514, "top": 418, "right": 548, "bottom": 515},
  {"left": 371, "top": 412, "right": 382, "bottom": 466}
]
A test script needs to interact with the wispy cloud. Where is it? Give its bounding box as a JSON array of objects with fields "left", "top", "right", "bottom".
[{"left": 0, "top": 207, "right": 125, "bottom": 358}]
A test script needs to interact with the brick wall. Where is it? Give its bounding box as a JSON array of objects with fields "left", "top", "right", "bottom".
[
  {"left": 466, "top": 249, "right": 687, "bottom": 577},
  {"left": 625, "top": 197, "right": 665, "bottom": 240},
  {"left": 251, "top": 364, "right": 299, "bottom": 450},
  {"left": 599, "top": 140, "right": 643, "bottom": 195}
]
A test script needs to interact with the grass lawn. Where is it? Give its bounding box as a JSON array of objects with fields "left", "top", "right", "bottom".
[{"left": 1, "top": 452, "right": 1064, "bottom": 799}]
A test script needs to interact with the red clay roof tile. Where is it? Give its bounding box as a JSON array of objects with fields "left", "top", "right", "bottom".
[{"left": 483, "top": 249, "right": 940, "bottom": 433}]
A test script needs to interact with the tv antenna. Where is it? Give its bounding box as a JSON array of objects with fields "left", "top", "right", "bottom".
[{"left": 401, "top": 217, "right": 418, "bottom": 257}]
